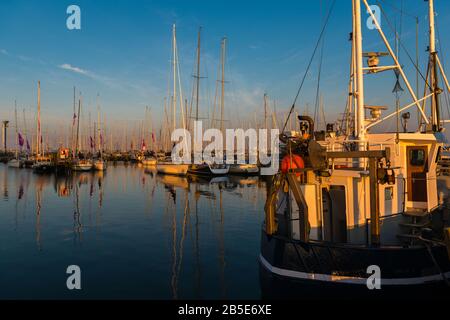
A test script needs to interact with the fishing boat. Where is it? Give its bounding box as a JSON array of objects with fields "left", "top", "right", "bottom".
[{"left": 260, "top": 0, "right": 450, "bottom": 297}]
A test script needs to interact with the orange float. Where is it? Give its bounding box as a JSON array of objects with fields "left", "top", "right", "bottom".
[{"left": 281, "top": 154, "right": 305, "bottom": 176}]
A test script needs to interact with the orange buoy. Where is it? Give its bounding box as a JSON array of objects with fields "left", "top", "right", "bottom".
[{"left": 281, "top": 154, "right": 305, "bottom": 176}]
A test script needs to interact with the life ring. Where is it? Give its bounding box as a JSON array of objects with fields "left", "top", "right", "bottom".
[{"left": 281, "top": 154, "right": 305, "bottom": 176}]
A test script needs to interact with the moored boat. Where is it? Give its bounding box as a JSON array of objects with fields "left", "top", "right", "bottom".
[
  {"left": 72, "top": 159, "right": 93, "bottom": 171},
  {"left": 156, "top": 161, "right": 189, "bottom": 176},
  {"left": 260, "top": 0, "right": 450, "bottom": 297},
  {"left": 141, "top": 157, "right": 157, "bottom": 166},
  {"left": 8, "top": 158, "right": 22, "bottom": 168},
  {"left": 229, "top": 163, "right": 259, "bottom": 175},
  {"left": 93, "top": 159, "right": 106, "bottom": 171}
]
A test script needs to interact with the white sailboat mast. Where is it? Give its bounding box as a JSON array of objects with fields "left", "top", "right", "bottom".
[
  {"left": 36, "top": 81, "right": 41, "bottom": 156},
  {"left": 220, "top": 37, "right": 226, "bottom": 135},
  {"left": 353, "top": 0, "right": 366, "bottom": 149},
  {"left": 14, "top": 100, "right": 18, "bottom": 158},
  {"left": 172, "top": 24, "right": 177, "bottom": 133}
]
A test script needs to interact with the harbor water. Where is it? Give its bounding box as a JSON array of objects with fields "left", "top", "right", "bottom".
[{"left": 0, "top": 163, "right": 266, "bottom": 299}]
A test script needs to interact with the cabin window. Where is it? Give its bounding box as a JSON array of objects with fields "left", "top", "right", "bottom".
[
  {"left": 384, "top": 187, "right": 393, "bottom": 201},
  {"left": 410, "top": 149, "right": 425, "bottom": 166}
]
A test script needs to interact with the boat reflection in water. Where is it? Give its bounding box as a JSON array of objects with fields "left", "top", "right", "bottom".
[{"left": 0, "top": 162, "right": 266, "bottom": 299}]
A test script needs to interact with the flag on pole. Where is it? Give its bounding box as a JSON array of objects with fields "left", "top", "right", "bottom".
[
  {"left": 26, "top": 139, "right": 30, "bottom": 151},
  {"left": 73, "top": 113, "right": 77, "bottom": 126},
  {"left": 151, "top": 132, "right": 155, "bottom": 143},
  {"left": 90, "top": 136, "right": 94, "bottom": 149},
  {"left": 18, "top": 133, "right": 24, "bottom": 147}
]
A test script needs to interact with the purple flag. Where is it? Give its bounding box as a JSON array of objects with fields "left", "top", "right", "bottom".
[{"left": 18, "top": 133, "right": 24, "bottom": 147}]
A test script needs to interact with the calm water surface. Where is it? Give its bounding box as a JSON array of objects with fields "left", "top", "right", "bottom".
[{"left": 0, "top": 163, "right": 266, "bottom": 299}]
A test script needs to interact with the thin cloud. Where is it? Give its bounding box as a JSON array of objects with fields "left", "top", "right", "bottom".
[
  {"left": 0, "top": 49, "right": 8, "bottom": 55},
  {"left": 59, "top": 63, "right": 90, "bottom": 76}
]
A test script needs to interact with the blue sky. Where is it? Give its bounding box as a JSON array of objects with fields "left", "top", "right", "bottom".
[{"left": 0, "top": 0, "right": 450, "bottom": 140}]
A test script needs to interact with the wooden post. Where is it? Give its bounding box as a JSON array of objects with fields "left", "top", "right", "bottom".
[{"left": 369, "top": 157, "right": 380, "bottom": 246}]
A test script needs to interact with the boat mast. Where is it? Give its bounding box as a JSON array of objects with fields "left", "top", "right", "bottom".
[
  {"left": 97, "top": 94, "right": 102, "bottom": 159},
  {"left": 36, "top": 81, "right": 41, "bottom": 156},
  {"left": 195, "top": 27, "right": 202, "bottom": 122},
  {"left": 75, "top": 96, "right": 81, "bottom": 157},
  {"left": 264, "top": 93, "right": 268, "bottom": 130},
  {"left": 429, "top": 0, "right": 441, "bottom": 131},
  {"left": 22, "top": 108, "right": 28, "bottom": 155},
  {"left": 72, "top": 86, "right": 76, "bottom": 157},
  {"left": 220, "top": 37, "right": 226, "bottom": 134},
  {"left": 14, "top": 100, "right": 18, "bottom": 159},
  {"left": 172, "top": 24, "right": 177, "bottom": 133},
  {"left": 353, "top": 0, "right": 366, "bottom": 150}
]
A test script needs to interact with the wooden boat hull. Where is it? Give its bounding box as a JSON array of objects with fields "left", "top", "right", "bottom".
[{"left": 156, "top": 163, "right": 189, "bottom": 176}]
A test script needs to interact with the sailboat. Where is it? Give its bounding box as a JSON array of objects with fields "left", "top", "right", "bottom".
[
  {"left": 140, "top": 107, "right": 158, "bottom": 166},
  {"left": 93, "top": 95, "right": 107, "bottom": 171},
  {"left": 260, "top": 0, "right": 450, "bottom": 297},
  {"left": 32, "top": 81, "right": 54, "bottom": 173},
  {"left": 8, "top": 102, "right": 22, "bottom": 168},
  {"left": 72, "top": 94, "right": 93, "bottom": 172},
  {"left": 188, "top": 34, "right": 230, "bottom": 176},
  {"left": 156, "top": 24, "right": 189, "bottom": 176}
]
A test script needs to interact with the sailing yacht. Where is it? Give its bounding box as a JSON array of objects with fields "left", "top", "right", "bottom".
[
  {"left": 31, "top": 81, "right": 54, "bottom": 173},
  {"left": 186, "top": 29, "right": 230, "bottom": 177},
  {"left": 71, "top": 93, "right": 93, "bottom": 172},
  {"left": 8, "top": 103, "right": 22, "bottom": 168},
  {"left": 93, "top": 99, "right": 107, "bottom": 171},
  {"left": 261, "top": 0, "right": 450, "bottom": 296},
  {"left": 156, "top": 24, "right": 189, "bottom": 176}
]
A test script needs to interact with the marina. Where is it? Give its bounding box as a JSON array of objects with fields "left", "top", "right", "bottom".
[{"left": 0, "top": 0, "right": 450, "bottom": 302}]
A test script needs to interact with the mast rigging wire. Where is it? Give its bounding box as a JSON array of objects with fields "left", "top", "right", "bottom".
[
  {"left": 376, "top": 0, "right": 432, "bottom": 92},
  {"left": 281, "top": 0, "right": 336, "bottom": 133}
]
